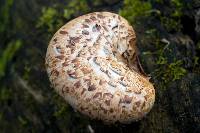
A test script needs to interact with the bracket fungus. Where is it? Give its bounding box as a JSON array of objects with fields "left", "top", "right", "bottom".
[{"left": 45, "top": 12, "right": 155, "bottom": 123}]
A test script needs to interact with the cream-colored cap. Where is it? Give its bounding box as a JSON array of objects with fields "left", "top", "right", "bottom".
[{"left": 45, "top": 12, "right": 155, "bottom": 123}]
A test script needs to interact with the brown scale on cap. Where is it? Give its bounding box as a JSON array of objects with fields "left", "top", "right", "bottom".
[
  {"left": 121, "top": 95, "right": 133, "bottom": 104},
  {"left": 93, "top": 92, "right": 102, "bottom": 99},
  {"left": 82, "top": 24, "right": 89, "bottom": 28},
  {"left": 59, "top": 30, "right": 68, "bottom": 35},
  {"left": 82, "top": 30, "right": 89, "bottom": 35},
  {"left": 88, "top": 84, "right": 96, "bottom": 91},
  {"left": 46, "top": 12, "right": 155, "bottom": 123},
  {"left": 55, "top": 55, "right": 65, "bottom": 60}
]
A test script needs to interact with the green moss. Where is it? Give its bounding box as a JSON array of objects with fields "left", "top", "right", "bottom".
[
  {"left": 37, "top": 0, "right": 89, "bottom": 33},
  {"left": 171, "top": 0, "right": 183, "bottom": 9},
  {"left": 0, "top": 0, "right": 14, "bottom": 33},
  {"left": 159, "top": 0, "right": 184, "bottom": 32},
  {"left": 197, "top": 41, "right": 200, "bottom": 50},
  {"left": 156, "top": 56, "right": 167, "bottom": 65},
  {"left": 119, "top": 0, "right": 152, "bottom": 24},
  {"left": 166, "top": 60, "right": 186, "bottom": 81},
  {"left": 22, "top": 65, "right": 31, "bottom": 80},
  {"left": 145, "top": 28, "right": 157, "bottom": 35},
  {"left": 18, "top": 116, "right": 28, "bottom": 127},
  {"left": 52, "top": 94, "right": 70, "bottom": 119},
  {"left": 153, "top": 60, "right": 187, "bottom": 83},
  {"left": 63, "top": 0, "right": 89, "bottom": 19},
  {"left": 0, "top": 112, "right": 2, "bottom": 120},
  {"left": 36, "top": 7, "right": 63, "bottom": 33},
  {"left": 160, "top": 17, "right": 182, "bottom": 32},
  {"left": 193, "top": 56, "right": 199, "bottom": 67},
  {"left": 155, "top": 0, "right": 163, "bottom": 4},
  {"left": 0, "top": 87, "right": 12, "bottom": 102},
  {"left": 92, "top": 0, "right": 103, "bottom": 6},
  {"left": 148, "top": 40, "right": 187, "bottom": 83},
  {"left": 0, "top": 40, "right": 22, "bottom": 78},
  {"left": 53, "top": 104, "right": 69, "bottom": 119},
  {"left": 15, "top": 17, "right": 24, "bottom": 31}
]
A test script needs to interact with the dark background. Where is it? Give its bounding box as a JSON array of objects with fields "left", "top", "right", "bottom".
[{"left": 0, "top": 0, "right": 200, "bottom": 133}]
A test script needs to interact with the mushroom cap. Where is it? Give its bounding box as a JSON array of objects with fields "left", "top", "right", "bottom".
[{"left": 45, "top": 12, "right": 155, "bottom": 123}]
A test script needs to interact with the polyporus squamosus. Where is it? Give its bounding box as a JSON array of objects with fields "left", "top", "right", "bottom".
[{"left": 45, "top": 12, "right": 155, "bottom": 123}]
